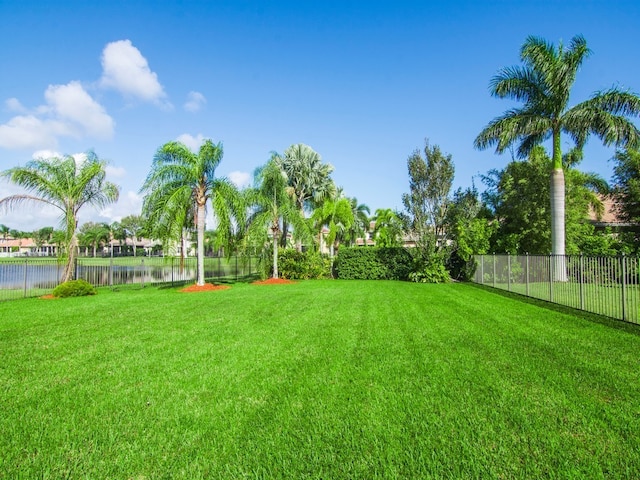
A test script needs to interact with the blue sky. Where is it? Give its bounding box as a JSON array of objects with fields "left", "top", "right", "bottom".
[{"left": 1, "top": 0, "right": 639, "bottom": 232}]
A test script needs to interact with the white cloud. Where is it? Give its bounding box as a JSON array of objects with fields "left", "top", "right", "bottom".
[
  {"left": 5, "top": 98, "right": 27, "bottom": 113},
  {"left": 32, "top": 149, "right": 62, "bottom": 159},
  {"left": 228, "top": 171, "right": 251, "bottom": 188},
  {"left": 184, "top": 91, "right": 206, "bottom": 112},
  {"left": 94, "top": 190, "right": 142, "bottom": 224},
  {"left": 105, "top": 165, "right": 126, "bottom": 178},
  {"left": 45, "top": 82, "right": 114, "bottom": 139},
  {"left": 0, "top": 82, "right": 114, "bottom": 150},
  {"left": 176, "top": 133, "right": 206, "bottom": 152},
  {"left": 100, "top": 40, "right": 170, "bottom": 107}
]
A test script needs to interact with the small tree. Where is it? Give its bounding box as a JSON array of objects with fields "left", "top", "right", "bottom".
[{"left": 401, "top": 140, "right": 454, "bottom": 282}]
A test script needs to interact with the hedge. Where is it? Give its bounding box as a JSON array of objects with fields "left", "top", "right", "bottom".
[{"left": 334, "top": 247, "right": 413, "bottom": 280}]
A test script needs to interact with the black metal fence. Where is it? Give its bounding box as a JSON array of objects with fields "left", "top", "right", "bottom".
[
  {"left": 0, "top": 256, "right": 260, "bottom": 301},
  {"left": 472, "top": 254, "right": 640, "bottom": 324}
]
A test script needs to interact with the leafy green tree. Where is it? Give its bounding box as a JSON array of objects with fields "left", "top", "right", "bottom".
[
  {"left": 120, "top": 214, "right": 146, "bottom": 256},
  {"left": 109, "top": 221, "right": 127, "bottom": 255},
  {"left": 79, "top": 222, "right": 110, "bottom": 257},
  {"left": 274, "top": 144, "right": 336, "bottom": 250},
  {"left": 141, "top": 139, "right": 244, "bottom": 286},
  {"left": 311, "top": 191, "right": 354, "bottom": 260},
  {"left": 0, "top": 224, "right": 9, "bottom": 240},
  {"left": 482, "top": 146, "right": 608, "bottom": 254},
  {"left": 0, "top": 152, "right": 119, "bottom": 281},
  {"left": 475, "top": 35, "right": 640, "bottom": 263},
  {"left": 343, "top": 197, "right": 370, "bottom": 247},
  {"left": 611, "top": 148, "right": 640, "bottom": 252},
  {"left": 245, "top": 156, "right": 304, "bottom": 278},
  {"left": 401, "top": 140, "right": 454, "bottom": 282},
  {"left": 372, "top": 208, "right": 403, "bottom": 248},
  {"left": 32, "top": 226, "right": 54, "bottom": 250}
]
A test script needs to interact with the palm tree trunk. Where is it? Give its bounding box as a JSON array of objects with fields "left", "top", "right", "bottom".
[
  {"left": 196, "top": 203, "right": 205, "bottom": 286},
  {"left": 550, "top": 167, "right": 568, "bottom": 281},
  {"left": 272, "top": 227, "right": 279, "bottom": 279},
  {"left": 62, "top": 233, "right": 78, "bottom": 282}
]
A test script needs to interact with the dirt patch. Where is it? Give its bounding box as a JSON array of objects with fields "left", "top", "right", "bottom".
[
  {"left": 252, "top": 278, "right": 296, "bottom": 285},
  {"left": 180, "top": 283, "right": 231, "bottom": 292},
  {"left": 40, "top": 294, "right": 58, "bottom": 300}
]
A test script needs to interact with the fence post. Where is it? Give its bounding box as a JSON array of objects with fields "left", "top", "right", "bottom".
[
  {"left": 525, "top": 253, "right": 530, "bottom": 297},
  {"left": 141, "top": 258, "right": 145, "bottom": 289},
  {"left": 549, "top": 255, "right": 554, "bottom": 302},
  {"left": 109, "top": 254, "right": 113, "bottom": 287},
  {"left": 621, "top": 254, "right": 627, "bottom": 322},
  {"left": 579, "top": 255, "right": 585, "bottom": 311},
  {"left": 493, "top": 254, "right": 496, "bottom": 288},
  {"left": 23, "top": 258, "right": 28, "bottom": 298},
  {"left": 507, "top": 254, "right": 511, "bottom": 292}
]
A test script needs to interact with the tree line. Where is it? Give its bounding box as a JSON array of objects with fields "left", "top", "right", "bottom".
[{"left": 2, "top": 34, "right": 640, "bottom": 284}]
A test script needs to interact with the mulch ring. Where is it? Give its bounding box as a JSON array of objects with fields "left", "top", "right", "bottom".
[
  {"left": 180, "top": 283, "right": 231, "bottom": 292},
  {"left": 252, "top": 278, "right": 296, "bottom": 285}
]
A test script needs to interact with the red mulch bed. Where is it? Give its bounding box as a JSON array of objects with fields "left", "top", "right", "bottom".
[
  {"left": 252, "top": 278, "right": 296, "bottom": 285},
  {"left": 180, "top": 283, "right": 231, "bottom": 292},
  {"left": 40, "top": 294, "right": 57, "bottom": 300}
]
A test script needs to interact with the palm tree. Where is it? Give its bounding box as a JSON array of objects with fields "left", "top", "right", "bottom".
[
  {"left": 245, "top": 155, "right": 304, "bottom": 278},
  {"left": 79, "top": 222, "right": 110, "bottom": 257},
  {"left": 373, "top": 208, "right": 404, "bottom": 247},
  {"left": 474, "top": 35, "right": 640, "bottom": 268},
  {"left": 274, "top": 143, "right": 336, "bottom": 250},
  {"left": 0, "top": 224, "right": 9, "bottom": 240},
  {"left": 0, "top": 152, "right": 119, "bottom": 281},
  {"left": 120, "top": 214, "right": 145, "bottom": 256},
  {"left": 311, "top": 191, "right": 354, "bottom": 260},
  {"left": 344, "top": 197, "right": 370, "bottom": 247},
  {"left": 141, "top": 139, "right": 244, "bottom": 286}
]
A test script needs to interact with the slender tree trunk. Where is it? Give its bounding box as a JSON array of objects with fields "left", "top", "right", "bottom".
[
  {"left": 62, "top": 233, "right": 78, "bottom": 282},
  {"left": 272, "top": 226, "right": 279, "bottom": 279},
  {"left": 550, "top": 131, "right": 567, "bottom": 281},
  {"left": 196, "top": 202, "right": 205, "bottom": 286}
]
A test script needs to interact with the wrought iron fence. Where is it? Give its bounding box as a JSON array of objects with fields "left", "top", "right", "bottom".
[
  {"left": 472, "top": 254, "right": 640, "bottom": 324},
  {"left": 0, "top": 255, "right": 260, "bottom": 301}
]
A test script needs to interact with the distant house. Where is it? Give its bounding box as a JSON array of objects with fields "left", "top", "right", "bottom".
[
  {"left": 0, "top": 237, "right": 58, "bottom": 257},
  {"left": 588, "top": 196, "right": 633, "bottom": 230}
]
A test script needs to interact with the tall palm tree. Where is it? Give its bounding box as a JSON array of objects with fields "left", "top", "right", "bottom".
[
  {"left": 0, "top": 152, "right": 119, "bottom": 281},
  {"left": 141, "top": 139, "right": 244, "bottom": 286},
  {"left": 344, "top": 197, "right": 370, "bottom": 247},
  {"left": 274, "top": 143, "right": 336, "bottom": 250},
  {"left": 474, "top": 35, "right": 640, "bottom": 266},
  {"left": 245, "top": 155, "right": 304, "bottom": 278},
  {"left": 373, "top": 208, "right": 404, "bottom": 248}
]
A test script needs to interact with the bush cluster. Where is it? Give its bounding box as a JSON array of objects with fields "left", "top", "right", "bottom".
[
  {"left": 277, "top": 250, "right": 332, "bottom": 280},
  {"left": 52, "top": 279, "right": 97, "bottom": 298},
  {"left": 334, "top": 247, "right": 413, "bottom": 280}
]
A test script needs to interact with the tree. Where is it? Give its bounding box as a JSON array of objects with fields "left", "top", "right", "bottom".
[
  {"left": 0, "top": 152, "right": 119, "bottom": 281},
  {"left": 141, "top": 139, "right": 244, "bottom": 286},
  {"left": 274, "top": 144, "right": 336, "bottom": 250},
  {"left": 120, "top": 214, "right": 145, "bottom": 256},
  {"left": 0, "top": 224, "right": 9, "bottom": 240},
  {"left": 245, "top": 156, "right": 304, "bottom": 278},
  {"left": 79, "top": 222, "right": 110, "bottom": 257},
  {"left": 344, "top": 197, "right": 370, "bottom": 247},
  {"left": 482, "top": 146, "right": 608, "bottom": 254},
  {"left": 311, "top": 191, "right": 354, "bottom": 260},
  {"left": 611, "top": 148, "right": 640, "bottom": 250},
  {"left": 109, "top": 221, "right": 127, "bottom": 255},
  {"left": 372, "top": 208, "right": 403, "bottom": 247},
  {"left": 401, "top": 140, "right": 454, "bottom": 257},
  {"left": 474, "top": 35, "right": 640, "bottom": 266},
  {"left": 32, "top": 226, "right": 54, "bottom": 250}
]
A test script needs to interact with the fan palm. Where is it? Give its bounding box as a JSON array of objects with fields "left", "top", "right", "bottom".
[
  {"left": 474, "top": 35, "right": 640, "bottom": 265},
  {"left": 141, "top": 139, "right": 244, "bottom": 286},
  {"left": 0, "top": 152, "right": 119, "bottom": 281}
]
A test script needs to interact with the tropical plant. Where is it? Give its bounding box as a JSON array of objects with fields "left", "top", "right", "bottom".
[
  {"left": 0, "top": 152, "right": 119, "bottom": 281},
  {"left": 245, "top": 155, "right": 304, "bottom": 278},
  {"left": 474, "top": 35, "right": 640, "bottom": 265},
  {"left": 120, "top": 214, "right": 146, "bottom": 256},
  {"left": 141, "top": 139, "right": 244, "bottom": 286},
  {"left": 343, "top": 197, "right": 370, "bottom": 247},
  {"left": 79, "top": 222, "right": 111, "bottom": 257},
  {"left": 372, "top": 208, "right": 404, "bottom": 248},
  {"left": 0, "top": 224, "right": 9, "bottom": 240},
  {"left": 274, "top": 144, "right": 336, "bottom": 250},
  {"left": 311, "top": 191, "right": 354, "bottom": 260}
]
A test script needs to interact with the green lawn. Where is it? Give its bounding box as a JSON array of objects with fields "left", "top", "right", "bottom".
[{"left": 1, "top": 281, "right": 639, "bottom": 478}]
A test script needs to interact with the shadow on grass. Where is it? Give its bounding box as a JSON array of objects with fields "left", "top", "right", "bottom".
[{"left": 467, "top": 282, "right": 640, "bottom": 337}]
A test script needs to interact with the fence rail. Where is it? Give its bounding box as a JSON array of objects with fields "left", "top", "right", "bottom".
[
  {"left": 0, "top": 256, "right": 260, "bottom": 301},
  {"left": 472, "top": 254, "right": 640, "bottom": 324}
]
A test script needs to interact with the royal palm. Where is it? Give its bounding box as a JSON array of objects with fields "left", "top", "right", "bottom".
[{"left": 475, "top": 35, "right": 640, "bottom": 264}]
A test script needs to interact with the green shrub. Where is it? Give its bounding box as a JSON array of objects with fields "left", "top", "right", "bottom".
[
  {"left": 334, "top": 247, "right": 413, "bottom": 280},
  {"left": 52, "top": 279, "right": 97, "bottom": 298},
  {"left": 278, "top": 250, "right": 332, "bottom": 280}
]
